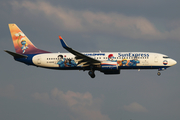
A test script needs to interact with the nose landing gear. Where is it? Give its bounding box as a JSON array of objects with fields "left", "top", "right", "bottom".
[
  {"left": 88, "top": 70, "right": 95, "bottom": 78},
  {"left": 157, "top": 71, "right": 161, "bottom": 76},
  {"left": 157, "top": 68, "right": 166, "bottom": 76}
]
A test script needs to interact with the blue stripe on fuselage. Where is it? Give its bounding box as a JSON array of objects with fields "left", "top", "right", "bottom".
[
  {"left": 40, "top": 66, "right": 170, "bottom": 71},
  {"left": 118, "top": 66, "right": 170, "bottom": 69}
]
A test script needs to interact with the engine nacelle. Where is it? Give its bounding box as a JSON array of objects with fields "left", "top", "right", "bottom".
[
  {"left": 102, "top": 70, "right": 120, "bottom": 74},
  {"left": 100, "top": 61, "right": 120, "bottom": 74},
  {"left": 101, "top": 61, "right": 118, "bottom": 70}
]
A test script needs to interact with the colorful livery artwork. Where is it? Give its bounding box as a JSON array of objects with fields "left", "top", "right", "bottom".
[{"left": 5, "top": 24, "right": 177, "bottom": 78}]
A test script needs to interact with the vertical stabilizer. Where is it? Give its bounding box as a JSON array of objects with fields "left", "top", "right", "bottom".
[{"left": 8, "top": 24, "right": 50, "bottom": 54}]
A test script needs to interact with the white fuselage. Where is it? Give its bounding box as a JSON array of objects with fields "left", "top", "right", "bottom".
[{"left": 32, "top": 52, "right": 176, "bottom": 69}]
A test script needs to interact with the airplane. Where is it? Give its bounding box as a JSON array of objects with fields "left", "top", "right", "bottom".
[{"left": 5, "top": 24, "right": 177, "bottom": 78}]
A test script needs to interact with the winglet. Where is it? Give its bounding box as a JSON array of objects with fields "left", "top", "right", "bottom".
[{"left": 59, "top": 36, "right": 68, "bottom": 48}]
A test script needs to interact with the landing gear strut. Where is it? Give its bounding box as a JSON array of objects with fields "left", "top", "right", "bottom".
[
  {"left": 157, "top": 71, "right": 161, "bottom": 76},
  {"left": 88, "top": 70, "right": 95, "bottom": 78}
]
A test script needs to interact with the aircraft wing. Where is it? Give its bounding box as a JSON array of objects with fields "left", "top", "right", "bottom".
[{"left": 59, "top": 36, "right": 101, "bottom": 67}]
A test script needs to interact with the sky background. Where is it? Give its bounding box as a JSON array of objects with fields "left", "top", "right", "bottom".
[{"left": 0, "top": 0, "right": 180, "bottom": 120}]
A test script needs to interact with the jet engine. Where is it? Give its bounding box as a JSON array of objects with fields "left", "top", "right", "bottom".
[{"left": 100, "top": 61, "right": 120, "bottom": 74}]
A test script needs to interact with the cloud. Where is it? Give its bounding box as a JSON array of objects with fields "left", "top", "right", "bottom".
[
  {"left": 32, "top": 88, "right": 110, "bottom": 120},
  {"left": 124, "top": 102, "right": 148, "bottom": 113},
  {"left": 10, "top": 0, "right": 180, "bottom": 41}
]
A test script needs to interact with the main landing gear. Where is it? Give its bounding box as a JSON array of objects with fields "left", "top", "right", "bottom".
[{"left": 88, "top": 70, "right": 95, "bottom": 78}]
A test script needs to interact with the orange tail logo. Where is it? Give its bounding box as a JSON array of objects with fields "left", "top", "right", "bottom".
[{"left": 9, "top": 24, "right": 50, "bottom": 54}]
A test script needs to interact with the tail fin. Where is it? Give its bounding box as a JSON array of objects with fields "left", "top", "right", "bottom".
[{"left": 8, "top": 24, "right": 50, "bottom": 54}]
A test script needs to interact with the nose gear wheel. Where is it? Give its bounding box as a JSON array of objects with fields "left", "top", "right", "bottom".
[{"left": 157, "top": 71, "right": 161, "bottom": 76}]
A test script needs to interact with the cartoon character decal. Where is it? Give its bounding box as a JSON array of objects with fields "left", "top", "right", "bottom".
[
  {"left": 108, "top": 54, "right": 140, "bottom": 67},
  {"left": 108, "top": 54, "right": 117, "bottom": 62},
  {"left": 128, "top": 57, "right": 140, "bottom": 66},
  {"left": 21, "top": 38, "right": 28, "bottom": 53},
  {"left": 122, "top": 59, "right": 128, "bottom": 66},
  {"left": 14, "top": 32, "right": 29, "bottom": 53},
  {"left": 57, "top": 53, "right": 140, "bottom": 68},
  {"left": 57, "top": 55, "right": 77, "bottom": 67}
]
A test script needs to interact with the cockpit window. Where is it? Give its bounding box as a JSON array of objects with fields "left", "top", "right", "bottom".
[{"left": 163, "top": 56, "right": 170, "bottom": 58}]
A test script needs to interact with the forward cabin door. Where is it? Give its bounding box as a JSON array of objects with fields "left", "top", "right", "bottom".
[
  {"left": 37, "top": 56, "right": 41, "bottom": 64},
  {"left": 154, "top": 55, "right": 158, "bottom": 63}
]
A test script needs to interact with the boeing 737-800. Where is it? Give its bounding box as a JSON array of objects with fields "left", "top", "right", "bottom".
[{"left": 5, "top": 24, "right": 177, "bottom": 78}]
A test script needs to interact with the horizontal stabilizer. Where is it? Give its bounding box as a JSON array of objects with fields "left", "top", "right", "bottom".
[{"left": 4, "top": 50, "right": 28, "bottom": 58}]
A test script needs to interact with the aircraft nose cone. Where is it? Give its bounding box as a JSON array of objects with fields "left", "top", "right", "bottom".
[{"left": 171, "top": 59, "right": 177, "bottom": 66}]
